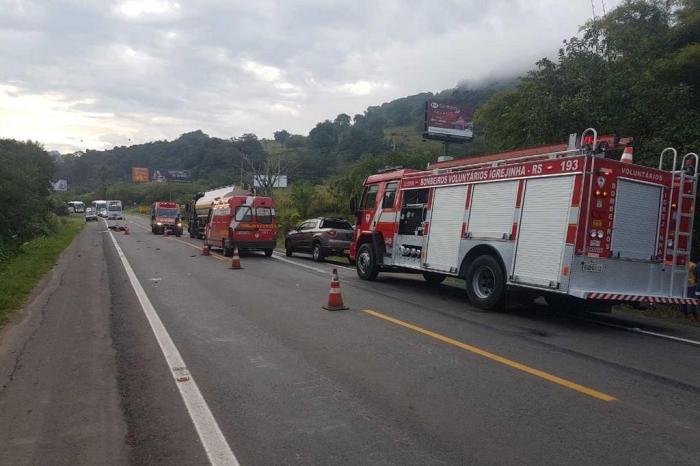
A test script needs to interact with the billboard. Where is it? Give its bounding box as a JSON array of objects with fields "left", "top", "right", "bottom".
[
  {"left": 51, "top": 179, "right": 68, "bottom": 191},
  {"left": 424, "top": 101, "right": 474, "bottom": 142},
  {"left": 253, "top": 174, "right": 288, "bottom": 189},
  {"left": 152, "top": 169, "right": 192, "bottom": 183},
  {"left": 132, "top": 167, "right": 150, "bottom": 183}
]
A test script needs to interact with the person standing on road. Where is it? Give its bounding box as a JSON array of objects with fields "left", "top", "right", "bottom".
[
  {"left": 693, "top": 260, "right": 700, "bottom": 319},
  {"left": 681, "top": 260, "right": 697, "bottom": 318}
]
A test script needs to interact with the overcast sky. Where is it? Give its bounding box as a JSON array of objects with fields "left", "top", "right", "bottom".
[{"left": 0, "top": 0, "right": 621, "bottom": 152}]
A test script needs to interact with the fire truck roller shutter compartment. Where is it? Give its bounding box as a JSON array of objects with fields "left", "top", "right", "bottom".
[
  {"left": 611, "top": 179, "right": 661, "bottom": 260},
  {"left": 425, "top": 185, "right": 469, "bottom": 272},
  {"left": 513, "top": 176, "right": 575, "bottom": 288},
  {"left": 468, "top": 180, "right": 518, "bottom": 238}
]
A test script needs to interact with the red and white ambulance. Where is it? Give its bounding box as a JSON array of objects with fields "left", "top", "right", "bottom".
[
  {"left": 204, "top": 195, "right": 276, "bottom": 257},
  {"left": 349, "top": 129, "right": 699, "bottom": 311}
]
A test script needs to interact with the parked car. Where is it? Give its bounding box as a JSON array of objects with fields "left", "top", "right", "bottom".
[
  {"left": 84, "top": 207, "right": 98, "bottom": 222},
  {"left": 285, "top": 217, "right": 354, "bottom": 262}
]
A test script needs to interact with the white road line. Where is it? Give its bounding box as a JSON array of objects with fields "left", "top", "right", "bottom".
[
  {"left": 270, "top": 253, "right": 329, "bottom": 274},
  {"left": 107, "top": 227, "right": 239, "bottom": 466},
  {"left": 578, "top": 316, "right": 700, "bottom": 347},
  {"left": 272, "top": 249, "right": 354, "bottom": 271}
]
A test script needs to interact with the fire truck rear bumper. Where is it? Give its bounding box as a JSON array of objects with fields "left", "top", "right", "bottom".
[
  {"left": 586, "top": 292, "right": 699, "bottom": 305},
  {"left": 232, "top": 240, "right": 276, "bottom": 250}
]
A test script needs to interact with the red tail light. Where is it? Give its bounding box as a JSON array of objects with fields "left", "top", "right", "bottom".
[
  {"left": 583, "top": 135, "right": 594, "bottom": 145},
  {"left": 327, "top": 230, "right": 337, "bottom": 237}
]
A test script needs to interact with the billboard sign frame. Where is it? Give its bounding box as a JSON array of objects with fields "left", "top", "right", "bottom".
[
  {"left": 152, "top": 169, "right": 192, "bottom": 183},
  {"left": 423, "top": 101, "right": 474, "bottom": 143},
  {"left": 132, "top": 167, "right": 150, "bottom": 183}
]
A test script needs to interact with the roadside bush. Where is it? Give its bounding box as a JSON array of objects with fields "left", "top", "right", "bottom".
[{"left": 0, "top": 139, "right": 56, "bottom": 247}]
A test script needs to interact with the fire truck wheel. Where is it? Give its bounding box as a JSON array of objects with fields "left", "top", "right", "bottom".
[
  {"left": 223, "top": 244, "right": 233, "bottom": 257},
  {"left": 312, "top": 243, "right": 324, "bottom": 262},
  {"left": 422, "top": 272, "right": 445, "bottom": 285},
  {"left": 357, "top": 243, "right": 379, "bottom": 281},
  {"left": 285, "top": 240, "right": 293, "bottom": 257},
  {"left": 465, "top": 255, "right": 505, "bottom": 311},
  {"left": 264, "top": 249, "right": 273, "bottom": 257}
]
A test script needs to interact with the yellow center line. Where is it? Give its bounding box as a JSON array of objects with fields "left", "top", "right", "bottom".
[{"left": 363, "top": 309, "right": 616, "bottom": 402}]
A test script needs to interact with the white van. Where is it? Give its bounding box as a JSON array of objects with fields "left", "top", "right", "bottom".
[{"left": 106, "top": 200, "right": 123, "bottom": 220}]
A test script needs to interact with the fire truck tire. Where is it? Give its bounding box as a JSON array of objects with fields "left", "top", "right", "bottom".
[
  {"left": 285, "top": 240, "right": 293, "bottom": 257},
  {"left": 422, "top": 272, "right": 445, "bottom": 285},
  {"left": 223, "top": 244, "right": 233, "bottom": 257},
  {"left": 356, "top": 243, "right": 379, "bottom": 281},
  {"left": 465, "top": 255, "right": 505, "bottom": 311},
  {"left": 312, "top": 243, "right": 324, "bottom": 262},
  {"left": 264, "top": 249, "right": 273, "bottom": 257}
]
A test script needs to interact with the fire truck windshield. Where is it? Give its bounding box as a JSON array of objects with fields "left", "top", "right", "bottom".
[{"left": 157, "top": 209, "right": 179, "bottom": 218}]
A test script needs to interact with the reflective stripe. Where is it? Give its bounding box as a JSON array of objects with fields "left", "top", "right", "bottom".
[{"left": 586, "top": 292, "right": 698, "bottom": 304}]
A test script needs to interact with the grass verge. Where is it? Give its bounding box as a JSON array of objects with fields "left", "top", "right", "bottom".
[{"left": 0, "top": 217, "right": 84, "bottom": 328}]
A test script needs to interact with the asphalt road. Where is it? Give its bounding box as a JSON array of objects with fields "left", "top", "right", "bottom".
[{"left": 3, "top": 214, "right": 700, "bottom": 465}]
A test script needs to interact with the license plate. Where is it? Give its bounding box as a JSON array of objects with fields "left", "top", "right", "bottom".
[
  {"left": 343, "top": 249, "right": 350, "bottom": 255},
  {"left": 582, "top": 262, "right": 604, "bottom": 273}
]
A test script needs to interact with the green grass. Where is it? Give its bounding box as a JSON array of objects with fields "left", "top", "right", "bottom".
[{"left": 0, "top": 217, "right": 84, "bottom": 328}]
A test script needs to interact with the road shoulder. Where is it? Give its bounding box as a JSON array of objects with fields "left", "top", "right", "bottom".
[{"left": 0, "top": 223, "right": 128, "bottom": 465}]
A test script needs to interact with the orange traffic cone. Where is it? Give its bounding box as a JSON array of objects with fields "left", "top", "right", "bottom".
[
  {"left": 124, "top": 226, "right": 130, "bottom": 235},
  {"left": 202, "top": 243, "right": 211, "bottom": 256},
  {"left": 230, "top": 247, "right": 242, "bottom": 269},
  {"left": 323, "top": 268, "right": 348, "bottom": 311},
  {"left": 620, "top": 146, "right": 633, "bottom": 164}
]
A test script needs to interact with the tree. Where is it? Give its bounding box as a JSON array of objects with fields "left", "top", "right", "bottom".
[
  {"left": 290, "top": 181, "right": 314, "bottom": 218},
  {"left": 0, "top": 139, "right": 57, "bottom": 244},
  {"left": 274, "top": 130, "right": 291, "bottom": 145},
  {"left": 476, "top": 0, "right": 700, "bottom": 167}
]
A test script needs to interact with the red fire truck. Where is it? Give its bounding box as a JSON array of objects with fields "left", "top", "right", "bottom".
[
  {"left": 150, "top": 201, "right": 183, "bottom": 236},
  {"left": 204, "top": 195, "right": 276, "bottom": 257},
  {"left": 349, "top": 129, "right": 699, "bottom": 311}
]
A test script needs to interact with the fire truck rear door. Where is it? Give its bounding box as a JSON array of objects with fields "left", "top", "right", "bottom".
[
  {"left": 513, "top": 175, "right": 575, "bottom": 288},
  {"left": 611, "top": 179, "right": 661, "bottom": 260},
  {"left": 425, "top": 185, "right": 469, "bottom": 272}
]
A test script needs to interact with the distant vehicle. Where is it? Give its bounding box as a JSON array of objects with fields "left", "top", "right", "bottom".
[
  {"left": 204, "top": 195, "right": 276, "bottom": 257},
  {"left": 106, "top": 200, "right": 123, "bottom": 220},
  {"left": 186, "top": 184, "right": 248, "bottom": 239},
  {"left": 92, "top": 200, "right": 107, "bottom": 217},
  {"left": 99, "top": 208, "right": 108, "bottom": 217},
  {"left": 150, "top": 201, "right": 183, "bottom": 236},
  {"left": 285, "top": 218, "right": 354, "bottom": 262},
  {"left": 67, "top": 201, "right": 85, "bottom": 213},
  {"left": 84, "top": 207, "right": 98, "bottom": 222}
]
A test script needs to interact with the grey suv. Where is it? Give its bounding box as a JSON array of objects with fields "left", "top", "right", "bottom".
[{"left": 285, "top": 218, "right": 354, "bottom": 262}]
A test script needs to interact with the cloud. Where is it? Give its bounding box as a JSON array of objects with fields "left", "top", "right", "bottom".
[
  {"left": 333, "top": 80, "right": 391, "bottom": 96},
  {"left": 114, "top": 0, "right": 181, "bottom": 21},
  {"left": 242, "top": 60, "right": 283, "bottom": 83},
  {"left": 0, "top": 0, "right": 625, "bottom": 152}
]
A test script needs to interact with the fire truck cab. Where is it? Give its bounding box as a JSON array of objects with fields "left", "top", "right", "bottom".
[
  {"left": 150, "top": 201, "right": 183, "bottom": 236},
  {"left": 204, "top": 195, "right": 276, "bottom": 257},
  {"left": 350, "top": 129, "right": 699, "bottom": 311}
]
